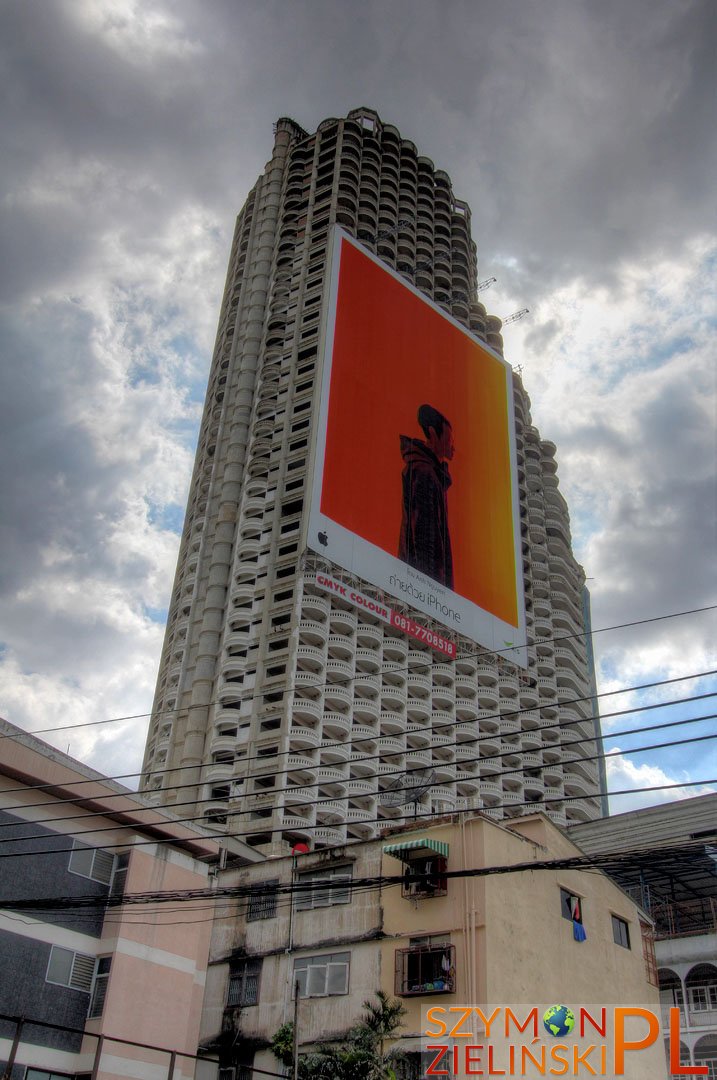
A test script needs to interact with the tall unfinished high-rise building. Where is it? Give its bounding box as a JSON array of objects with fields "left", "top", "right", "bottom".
[{"left": 141, "top": 108, "right": 606, "bottom": 852}]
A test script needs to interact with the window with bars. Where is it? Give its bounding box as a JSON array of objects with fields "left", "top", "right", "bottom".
[
  {"left": 295, "top": 865, "right": 352, "bottom": 910},
  {"left": 88, "top": 957, "right": 111, "bottom": 1018},
  {"left": 68, "top": 840, "right": 115, "bottom": 886},
  {"left": 46, "top": 946, "right": 95, "bottom": 993},
  {"left": 294, "top": 951, "right": 350, "bottom": 998},
  {"left": 395, "top": 939, "right": 455, "bottom": 997},
  {"left": 227, "top": 958, "right": 262, "bottom": 1007},
  {"left": 247, "top": 880, "right": 279, "bottom": 921}
]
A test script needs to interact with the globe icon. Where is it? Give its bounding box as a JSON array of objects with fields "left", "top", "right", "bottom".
[{"left": 543, "top": 1005, "right": 575, "bottom": 1038}]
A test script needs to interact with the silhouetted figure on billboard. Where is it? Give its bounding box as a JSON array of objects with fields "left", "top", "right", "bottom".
[{"left": 399, "top": 404, "right": 454, "bottom": 588}]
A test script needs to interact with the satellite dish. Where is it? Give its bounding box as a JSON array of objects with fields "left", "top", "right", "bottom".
[{"left": 379, "top": 769, "right": 435, "bottom": 808}]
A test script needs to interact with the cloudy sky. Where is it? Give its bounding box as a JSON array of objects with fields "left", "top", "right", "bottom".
[{"left": 0, "top": 0, "right": 715, "bottom": 813}]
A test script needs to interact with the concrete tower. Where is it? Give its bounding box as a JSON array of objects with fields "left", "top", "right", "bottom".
[{"left": 141, "top": 108, "right": 605, "bottom": 852}]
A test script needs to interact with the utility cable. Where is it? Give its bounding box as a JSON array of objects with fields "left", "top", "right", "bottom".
[
  {"left": 1, "top": 604, "right": 713, "bottom": 742},
  {"left": 0, "top": 777, "right": 712, "bottom": 861},
  {"left": 0, "top": 688, "right": 713, "bottom": 838},
  {"left": 1, "top": 669, "right": 712, "bottom": 808}
]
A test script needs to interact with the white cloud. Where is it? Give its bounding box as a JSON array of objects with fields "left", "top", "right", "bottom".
[{"left": 605, "top": 749, "right": 716, "bottom": 813}]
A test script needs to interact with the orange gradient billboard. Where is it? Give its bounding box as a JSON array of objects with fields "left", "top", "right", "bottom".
[{"left": 307, "top": 229, "right": 526, "bottom": 664}]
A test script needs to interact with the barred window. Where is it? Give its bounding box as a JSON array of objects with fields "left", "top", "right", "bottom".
[
  {"left": 227, "top": 958, "right": 262, "bottom": 1007},
  {"left": 247, "top": 880, "right": 279, "bottom": 921}
]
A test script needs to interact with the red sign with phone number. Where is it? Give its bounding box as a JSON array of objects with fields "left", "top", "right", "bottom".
[{"left": 314, "top": 573, "right": 456, "bottom": 659}]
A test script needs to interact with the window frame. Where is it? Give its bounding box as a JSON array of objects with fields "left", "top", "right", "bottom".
[
  {"left": 560, "top": 887, "right": 583, "bottom": 923},
  {"left": 227, "top": 957, "right": 262, "bottom": 1007},
  {"left": 294, "top": 951, "right": 350, "bottom": 999},
  {"left": 88, "top": 956, "right": 112, "bottom": 1019},
  {"left": 295, "top": 864, "right": 352, "bottom": 911},
  {"left": 45, "top": 946, "right": 95, "bottom": 993},
  {"left": 68, "top": 840, "right": 115, "bottom": 886},
  {"left": 611, "top": 915, "right": 631, "bottom": 949},
  {"left": 246, "top": 880, "right": 279, "bottom": 922}
]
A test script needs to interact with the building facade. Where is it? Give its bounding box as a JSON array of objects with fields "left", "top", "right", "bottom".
[
  {"left": 569, "top": 794, "right": 717, "bottom": 1079},
  {"left": 0, "top": 719, "right": 260, "bottom": 1080},
  {"left": 141, "top": 107, "right": 605, "bottom": 853},
  {"left": 197, "top": 812, "right": 666, "bottom": 1080}
]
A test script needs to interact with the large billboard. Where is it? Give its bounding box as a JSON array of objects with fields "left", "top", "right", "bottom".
[{"left": 307, "top": 228, "right": 527, "bottom": 667}]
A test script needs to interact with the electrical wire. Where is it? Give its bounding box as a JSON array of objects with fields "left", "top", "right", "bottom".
[
  {"left": 0, "top": 685, "right": 713, "bottom": 843},
  {"left": 1, "top": 708, "right": 715, "bottom": 848},
  {"left": 0, "top": 776, "right": 713, "bottom": 861},
  {"left": 1, "top": 603, "right": 713, "bottom": 743},
  {"left": 2, "top": 668, "right": 713, "bottom": 808},
  {"left": 1, "top": 834, "right": 713, "bottom": 914}
]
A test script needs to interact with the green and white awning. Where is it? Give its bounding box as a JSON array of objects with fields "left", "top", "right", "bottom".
[{"left": 382, "top": 839, "right": 449, "bottom": 862}]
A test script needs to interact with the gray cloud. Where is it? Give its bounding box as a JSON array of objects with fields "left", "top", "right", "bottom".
[{"left": 0, "top": 0, "right": 714, "bottom": 784}]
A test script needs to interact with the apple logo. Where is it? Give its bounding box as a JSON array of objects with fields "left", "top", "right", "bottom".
[{"left": 318, "top": 531, "right": 328, "bottom": 547}]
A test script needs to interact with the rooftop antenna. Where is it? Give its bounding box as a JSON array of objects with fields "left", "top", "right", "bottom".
[
  {"left": 502, "top": 308, "right": 529, "bottom": 326},
  {"left": 379, "top": 768, "right": 435, "bottom": 820},
  {"left": 476, "top": 276, "right": 497, "bottom": 293}
]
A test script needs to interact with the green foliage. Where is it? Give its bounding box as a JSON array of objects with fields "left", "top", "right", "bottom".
[{"left": 270, "top": 991, "right": 407, "bottom": 1079}]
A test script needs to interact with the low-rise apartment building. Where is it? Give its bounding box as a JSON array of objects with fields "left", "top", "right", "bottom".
[
  {"left": 199, "top": 811, "right": 665, "bottom": 1079},
  {"left": 0, "top": 718, "right": 261, "bottom": 1080}
]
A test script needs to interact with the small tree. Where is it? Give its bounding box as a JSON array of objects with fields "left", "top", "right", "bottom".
[{"left": 270, "top": 991, "right": 407, "bottom": 1079}]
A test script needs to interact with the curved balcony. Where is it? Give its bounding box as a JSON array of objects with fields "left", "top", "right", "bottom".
[
  {"left": 353, "top": 695, "right": 380, "bottom": 722},
  {"left": 323, "top": 684, "right": 352, "bottom": 708},
  {"left": 330, "top": 608, "right": 358, "bottom": 635},
  {"left": 289, "top": 724, "right": 321, "bottom": 750},
  {"left": 381, "top": 685, "right": 407, "bottom": 710},
  {"left": 407, "top": 649, "right": 431, "bottom": 670},
  {"left": 205, "top": 762, "right": 235, "bottom": 784},
  {"left": 280, "top": 815, "right": 314, "bottom": 839},
  {"left": 291, "top": 697, "right": 322, "bottom": 722},
  {"left": 479, "top": 777, "right": 503, "bottom": 799},
  {"left": 455, "top": 675, "right": 477, "bottom": 697},
  {"left": 346, "top": 777, "right": 377, "bottom": 797},
  {"left": 476, "top": 711, "right": 500, "bottom": 733},
  {"left": 405, "top": 723, "right": 431, "bottom": 746},
  {"left": 355, "top": 648, "right": 381, "bottom": 673},
  {"left": 476, "top": 688, "right": 499, "bottom": 711},
  {"left": 208, "top": 733, "right": 239, "bottom": 758},
  {"left": 432, "top": 760, "right": 456, "bottom": 782},
  {"left": 327, "top": 658, "right": 353, "bottom": 681},
  {"left": 314, "top": 825, "right": 346, "bottom": 846},
  {"left": 499, "top": 714, "right": 521, "bottom": 737},
  {"left": 318, "top": 764, "right": 348, "bottom": 786},
  {"left": 327, "top": 634, "right": 354, "bottom": 661},
  {"left": 405, "top": 747, "right": 433, "bottom": 772},
  {"left": 377, "top": 734, "right": 406, "bottom": 758},
  {"left": 456, "top": 772, "right": 481, "bottom": 794},
  {"left": 454, "top": 742, "right": 478, "bottom": 762},
  {"left": 287, "top": 751, "right": 318, "bottom": 774},
  {"left": 284, "top": 783, "right": 317, "bottom": 806},
  {"left": 383, "top": 637, "right": 408, "bottom": 662},
  {"left": 406, "top": 697, "right": 432, "bottom": 721},
  {"left": 350, "top": 752, "right": 378, "bottom": 777},
  {"left": 357, "top": 623, "right": 383, "bottom": 647},
  {"left": 520, "top": 730, "right": 543, "bottom": 752},
  {"left": 301, "top": 593, "right": 330, "bottom": 619},
  {"left": 429, "top": 787, "right": 457, "bottom": 809},
  {"left": 322, "top": 711, "right": 352, "bottom": 739},
  {"left": 380, "top": 709, "right": 406, "bottom": 734},
  {"left": 455, "top": 698, "right": 480, "bottom": 722},
  {"left": 296, "top": 645, "right": 326, "bottom": 671},
  {"left": 320, "top": 739, "right": 350, "bottom": 764},
  {"left": 298, "top": 618, "right": 329, "bottom": 646}
]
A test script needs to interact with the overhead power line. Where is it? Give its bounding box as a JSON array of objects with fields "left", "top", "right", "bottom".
[
  {"left": 0, "top": 834, "right": 713, "bottom": 914},
  {"left": 2, "top": 669, "right": 713, "bottom": 808},
  {"left": 1, "top": 603, "right": 713, "bottom": 742},
  {"left": 0, "top": 777, "right": 713, "bottom": 862},
  {"left": 1, "top": 704, "right": 715, "bottom": 848}
]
